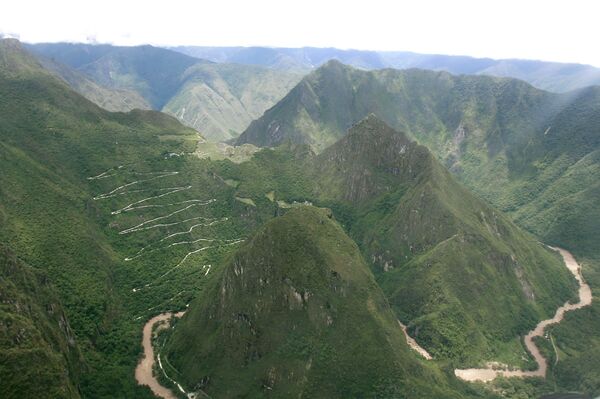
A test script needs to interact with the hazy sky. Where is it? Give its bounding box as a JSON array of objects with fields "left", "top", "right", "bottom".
[{"left": 2, "top": 0, "right": 599, "bottom": 66}]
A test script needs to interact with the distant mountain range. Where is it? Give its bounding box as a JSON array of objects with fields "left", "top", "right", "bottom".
[
  {"left": 26, "top": 42, "right": 302, "bottom": 141},
  {"left": 22, "top": 42, "right": 600, "bottom": 146},
  {"left": 172, "top": 45, "right": 600, "bottom": 93}
]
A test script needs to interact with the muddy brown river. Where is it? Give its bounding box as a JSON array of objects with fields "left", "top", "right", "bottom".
[
  {"left": 455, "top": 247, "right": 593, "bottom": 382},
  {"left": 135, "top": 311, "right": 186, "bottom": 399}
]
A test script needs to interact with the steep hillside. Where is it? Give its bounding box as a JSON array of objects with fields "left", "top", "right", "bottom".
[
  {"left": 237, "top": 60, "right": 559, "bottom": 153},
  {"left": 173, "top": 45, "right": 600, "bottom": 92},
  {"left": 162, "top": 63, "right": 302, "bottom": 141},
  {"left": 310, "top": 116, "right": 578, "bottom": 364},
  {"left": 237, "top": 61, "right": 600, "bottom": 259},
  {"left": 0, "top": 38, "right": 217, "bottom": 397},
  {"left": 35, "top": 55, "right": 150, "bottom": 112},
  {"left": 26, "top": 42, "right": 204, "bottom": 109},
  {"left": 27, "top": 42, "right": 303, "bottom": 141},
  {"left": 0, "top": 38, "right": 313, "bottom": 398},
  {"left": 0, "top": 244, "right": 82, "bottom": 399},
  {"left": 164, "top": 206, "right": 478, "bottom": 398}
]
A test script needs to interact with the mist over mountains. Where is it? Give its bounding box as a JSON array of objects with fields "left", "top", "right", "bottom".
[{"left": 173, "top": 45, "right": 600, "bottom": 92}]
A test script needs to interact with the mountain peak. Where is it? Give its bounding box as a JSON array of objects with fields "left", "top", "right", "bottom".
[
  {"left": 321, "top": 58, "right": 345, "bottom": 68},
  {"left": 0, "top": 37, "right": 21, "bottom": 48},
  {"left": 313, "top": 116, "right": 430, "bottom": 203},
  {"left": 348, "top": 113, "right": 401, "bottom": 137},
  {"left": 336, "top": 114, "right": 416, "bottom": 161},
  {"left": 313, "top": 58, "right": 353, "bottom": 76},
  {"left": 164, "top": 206, "right": 454, "bottom": 397}
]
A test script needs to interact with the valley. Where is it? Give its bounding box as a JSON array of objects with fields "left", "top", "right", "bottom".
[
  {"left": 1, "top": 34, "right": 599, "bottom": 399},
  {"left": 454, "top": 248, "right": 592, "bottom": 382}
]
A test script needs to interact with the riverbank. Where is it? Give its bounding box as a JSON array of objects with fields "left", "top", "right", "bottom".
[{"left": 455, "top": 247, "right": 592, "bottom": 382}]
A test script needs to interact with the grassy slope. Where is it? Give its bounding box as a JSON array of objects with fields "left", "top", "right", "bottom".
[
  {"left": 0, "top": 244, "right": 81, "bottom": 399},
  {"left": 165, "top": 206, "right": 483, "bottom": 398},
  {"left": 34, "top": 54, "right": 151, "bottom": 112},
  {"left": 77, "top": 45, "right": 203, "bottom": 109},
  {"left": 162, "top": 63, "right": 302, "bottom": 141}
]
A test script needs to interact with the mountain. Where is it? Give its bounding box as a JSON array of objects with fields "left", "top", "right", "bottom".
[
  {"left": 0, "top": 244, "right": 82, "bottom": 398},
  {"left": 0, "top": 37, "right": 596, "bottom": 398},
  {"left": 0, "top": 38, "right": 212, "bottom": 397},
  {"left": 0, "top": 38, "right": 312, "bottom": 398},
  {"left": 34, "top": 54, "right": 150, "bottom": 112},
  {"left": 164, "top": 206, "right": 476, "bottom": 398},
  {"left": 310, "top": 115, "right": 577, "bottom": 363},
  {"left": 170, "top": 45, "right": 384, "bottom": 71},
  {"left": 172, "top": 45, "right": 600, "bottom": 92},
  {"left": 76, "top": 45, "right": 206, "bottom": 109},
  {"left": 27, "top": 42, "right": 303, "bottom": 141},
  {"left": 237, "top": 61, "right": 600, "bottom": 261},
  {"left": 28, "top": 43, "right": 205, "bottom": 108},
  {"left": 161, "top": 62, "right": 303, "bottom": 141}
]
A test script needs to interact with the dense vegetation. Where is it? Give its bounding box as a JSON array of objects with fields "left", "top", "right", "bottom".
[
  {"left": 0, "top": 38, "right": 230, "bottom": 397},
  {"left": 27, "top": 42, "right": 303, "bottom": 141},
  {"left": 0, "top": 39, "right": 327, "bottom": 397},
  {"left": 236, "top": 60, "right": 600, "bottom": 262},
  {"left": 1, "top": 39, "right": 597, "bottom": 398},
  {"left": 165, "top": 206, "right": 486, "bottom": 398},
  {"left": 309, "top": 116, "right": 577, "bottom": 365},
  {"left": 0, "top": 244, "right": 81, "bottom": 398}
]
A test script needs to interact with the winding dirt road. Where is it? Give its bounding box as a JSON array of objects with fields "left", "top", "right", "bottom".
[
  {"left": 135, "top": 312, "right": 186, "bottom": 399},
  {"left": 455, "top": 247, "right": 593, "bottom": 382}
]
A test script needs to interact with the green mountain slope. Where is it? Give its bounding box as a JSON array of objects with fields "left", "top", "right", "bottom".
[
  {"left": 0, "top": 38, "right": 215, "bottom": 397},
  {"left": 310, "top": 116, "right": 577, "bottom": 364},
  {"left": 76, "top": 45, "right": 205, "bottom": 109},
  {"left": 28, "top": 42, "right": 303, "bottom": 141},
  {"left": 0, "top": 244, "right": 82, "bottom": 399},
  {"left": 164, "top": 206, "right": 478, "bottom": 398},
  {"left": 36, "top": 55, "right": 151, "bottom": 112},
  {"left": 0, "top": 38, "right": 307, "bottom": 398},
  {"left": 1, "top": 38, "right": 594, "bottom": 398},
  {"left": 162, "top": 62, "right": 302, "bottom": 141},
  {"left": 236, "top": 61, "right": 600, "bottom": 259}
]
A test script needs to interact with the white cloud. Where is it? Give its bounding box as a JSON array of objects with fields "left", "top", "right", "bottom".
[{"left": 1, "top": 0, "right": 599, "bottom": 66}]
